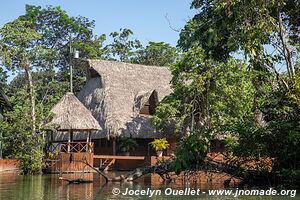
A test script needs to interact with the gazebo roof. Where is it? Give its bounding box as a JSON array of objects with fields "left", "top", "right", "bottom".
[{"left": 45, "top": 92, "right": 101, "bottom": 131}]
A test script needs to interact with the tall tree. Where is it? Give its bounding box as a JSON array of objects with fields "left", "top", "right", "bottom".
[
  {"left": 0, "top": 5, "right": 103, "bottom": 173},
  {"left": 105, "top": 28, "right": 142, "bottom": 62},
  {"left": 153, "top": 45, "right": 254, "bottom": 134},
  {"left": 3, "top": 5, "right": 103, "bottom": 126},
  {"left": 0, "top": 19, "right": 42, "bottom": 135},
  {"left": 179, "top": 0, "right": 299, "bottom": 79},
  {"left": 24, "top": 5, "right": 96, "bottom": 70},
  {"left": 23, "top": 5, "right": 102, "bottom": 94},
  {"left": 133, "top": 42, "right": 178, "bottom": 66},
  {"left": 163, "top": 0, "right": 300, "bottom": 172}
]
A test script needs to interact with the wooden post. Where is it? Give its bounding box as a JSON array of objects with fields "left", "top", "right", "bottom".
[
  {"left": 47, "top": 131, "right": 51, "bottom": 153},
  {"left": 50, "top": 131, "right": 54, "bottom": 143},
  {"left": 68, "top": 130, "right": 72, "bottom": 153},
  {"left": 86, "top": 131, "right": 89, "bottom": 151},
  {"left": 89, "top": 132, "right": 92, "bottom": 153},
  {"left": 86, "top": 130, "right": 92, "bottom": 152}
]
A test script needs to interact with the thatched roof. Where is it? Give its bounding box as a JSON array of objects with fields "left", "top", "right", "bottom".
[
  {"left": 45, "top": 92, "right": 101, "bottom": 131},
  {"left": 75, "top": 60, "right": 173, "bottom": 139}
]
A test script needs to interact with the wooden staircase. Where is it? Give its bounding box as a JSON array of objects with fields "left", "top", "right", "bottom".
[
  {"left": 93, "top": 155, "right": 146, "bottom": 171},
  {"left": 100, "top": 158, "right": 116, "bottom": 171}
]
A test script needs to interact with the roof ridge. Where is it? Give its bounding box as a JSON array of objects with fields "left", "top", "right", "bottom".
[{"left": 88, "top": 59, "right": 171, "bottom": 70}]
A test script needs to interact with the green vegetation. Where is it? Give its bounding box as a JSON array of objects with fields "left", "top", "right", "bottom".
[
  {"left": 149, "top": 138, "right": 170, "bottom": 151},
  {"left": 133, "top": 42, "right": 178, "bottom": 66},
  {"left": 153, "top": 0, "right": 300, "bottom": 183},
  {"left": 118, "top": 137, "right": 137, "bottom": 153},
  {"left": 171, "top": 130, "right": 209, "bottom": 174}
]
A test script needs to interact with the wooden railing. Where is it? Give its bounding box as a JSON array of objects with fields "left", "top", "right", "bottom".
[
  {"left": 61, "top": 142, "right": 94, "bottom": 153},
  {"left": 46, "top": 142, "right": 94, "bottom": 153}
]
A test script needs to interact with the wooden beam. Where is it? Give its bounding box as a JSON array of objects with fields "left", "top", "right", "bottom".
[
  {"left": 50, "top": 131, "right": 54, "bottom": 143},
  {"left": 86, "top": 130, "right": 92, "bottom": 152},
  {"left": 68, "top": 130, "right": 71, "bottom": 153},
  {"left": 94, "top": 155, "right": 145, "bottom": 160},
  {"left": 104, "top": 159, "right": 116, "bottom": 172}
]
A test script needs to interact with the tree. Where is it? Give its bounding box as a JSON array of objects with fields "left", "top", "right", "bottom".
[
  {"left": 180, "top": 0, "right": 299, "bottom": 79},
  {"left": 24, "top": 5, "right": 97, "bottom": 69},
  {"left": 105, "top": 28, "right": 142, "bottom": 62},
  {"left": 133, "top": 42, "right": 178, "bottom": 66},
  {"left": 3, "top": 5, "right": 103, "bottom": 125},
  {"left": 0, "top": 88, "right": 45, "bottom": 174},
  {"left": 152, "top": 0, "right": 300, "bottom": 176},
  {"left": 152, "top": 45, "right": 254, "bottom": 135},
  {"left": 23, "top": 5, "right": 103, "bottom": 94},
  {"left": 166, "top": 0, "right": 300, "bottom": 174},
  {"left": 0, "top": 5, "right": 103, "bottom": 173},
  {"left": 0, "top": 66, "right": 8, "bottom": 91},
  {"left": 0, "top": 18, "right": 43, "bottom": 135}
]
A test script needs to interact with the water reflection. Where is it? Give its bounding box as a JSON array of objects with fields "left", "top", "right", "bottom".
[{"left": 0, "top": 172, "right": 298, "bottom": 200}]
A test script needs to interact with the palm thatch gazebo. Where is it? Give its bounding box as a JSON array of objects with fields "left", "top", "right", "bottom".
[{"left": 45, "top": 92, "right": 101, "bottom": 153}]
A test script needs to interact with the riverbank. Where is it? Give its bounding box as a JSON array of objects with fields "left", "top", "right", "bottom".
[{"left": 0, "top": 159, "right": 21, "bottom": 172}]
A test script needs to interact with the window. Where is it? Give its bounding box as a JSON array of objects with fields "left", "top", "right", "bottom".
[{"left": 139, "top": 91, "right": 158, "bottom": 116}]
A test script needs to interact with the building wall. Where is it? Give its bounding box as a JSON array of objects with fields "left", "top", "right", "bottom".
[
  {"left": 49, "top": 152, "right": 94, "bottom": 173},
  {"left": 0, "top": 159, "right": 21, "bottom": 172}
]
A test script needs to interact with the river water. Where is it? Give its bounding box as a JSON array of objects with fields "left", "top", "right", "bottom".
[{"left": 0, "top": 172, "right": 298, "bottom": 200}]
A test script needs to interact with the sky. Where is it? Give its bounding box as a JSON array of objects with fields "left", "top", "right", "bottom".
[{"left": 0, "top": 0, "right": 196, "bottom": 47}]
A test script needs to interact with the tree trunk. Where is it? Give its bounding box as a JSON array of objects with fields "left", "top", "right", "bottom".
[
  {"left": 278, "top": 9, "right": 295, "bottom": 79},
  {"left": 80, "top": 159, "right": 171, "bottom": 182},
  {"left": 24, "top": 64, "right": 36, "bottom": 135}
]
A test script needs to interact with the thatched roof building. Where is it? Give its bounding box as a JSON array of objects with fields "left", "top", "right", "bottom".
[
  {"left": 45, "top": 92, "right": 101, "bottom": 131},
  {"left": 74, "top": 60, "right": 173, "bottom": 140}
]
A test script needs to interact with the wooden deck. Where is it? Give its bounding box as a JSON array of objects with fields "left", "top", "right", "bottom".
[
  {"left": 45, "top": 141, "right": 153, "bottom": 172},
  {"left": 46, "top": 154, "right": 169, "bottom": 173}
]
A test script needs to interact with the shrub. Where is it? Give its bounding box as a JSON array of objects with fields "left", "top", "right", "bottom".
[
  {"left": 149, "top": 138, "right": 170, "bottom": 151},
  {"left": 171, "top": 130, "right": 210, "bottom": 174},
  {"left": 118, "top": 137, "right": 137, "bottom": 153}
]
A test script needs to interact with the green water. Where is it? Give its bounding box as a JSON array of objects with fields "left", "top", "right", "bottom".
[{"left": 0, "top": 172, "right": 298, "bottom": 200}]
